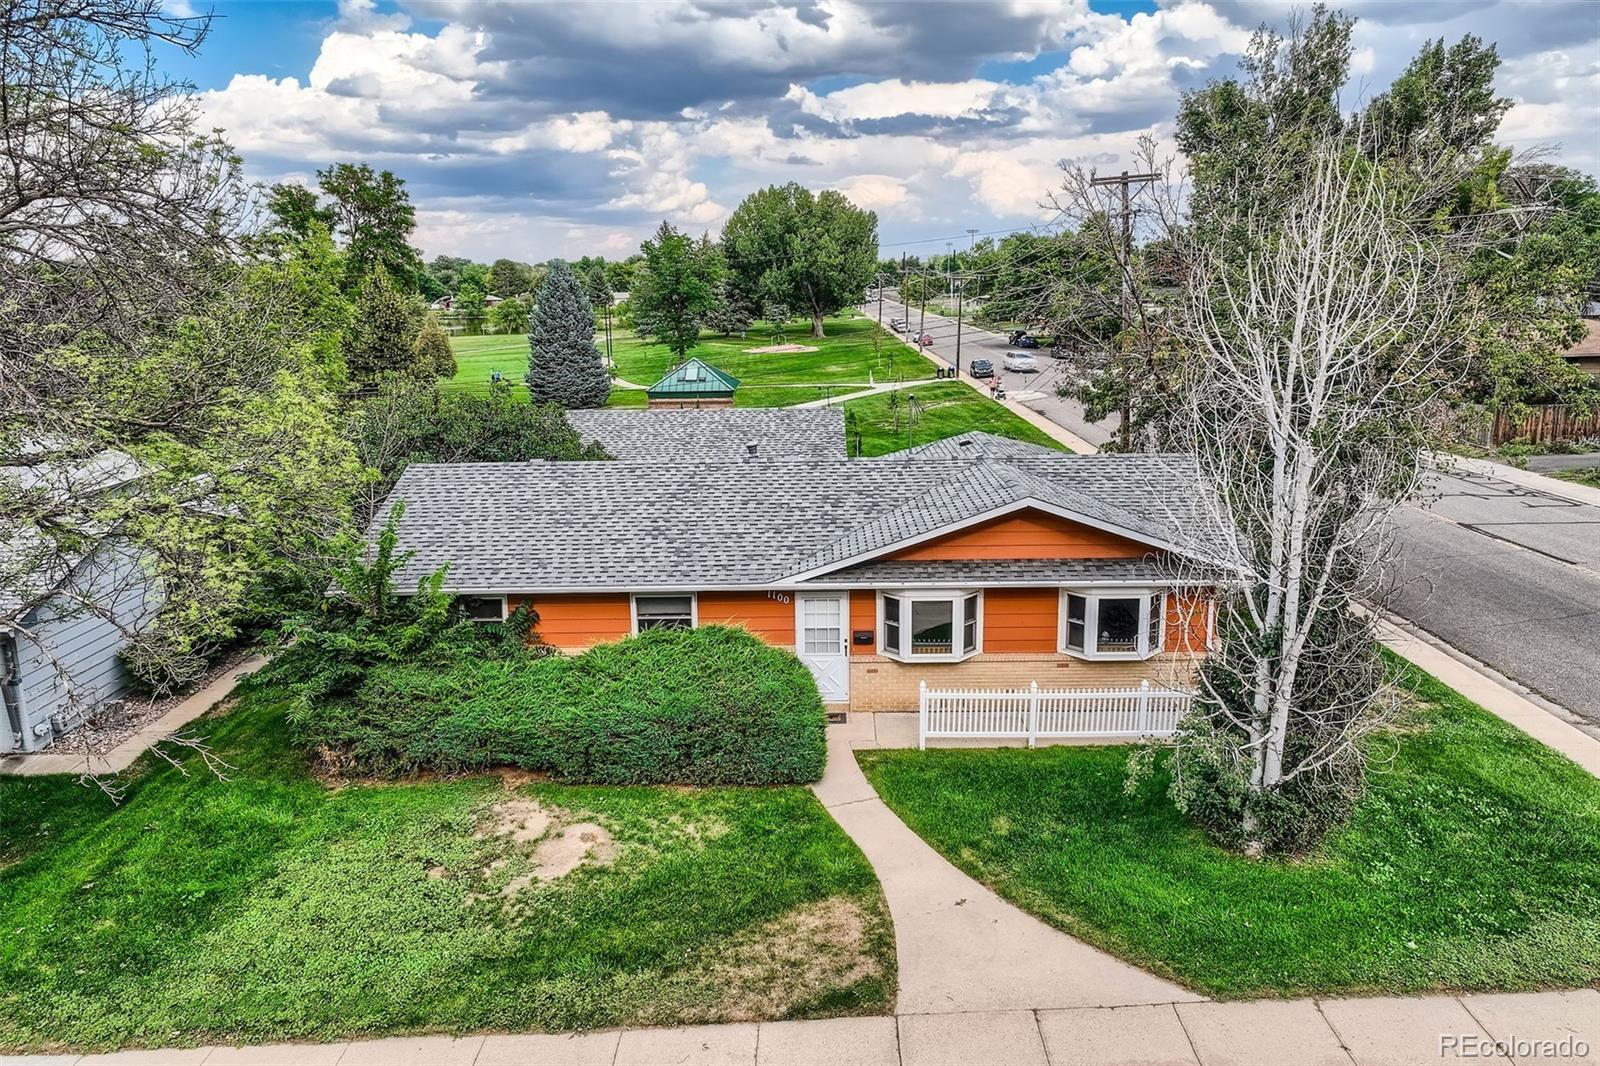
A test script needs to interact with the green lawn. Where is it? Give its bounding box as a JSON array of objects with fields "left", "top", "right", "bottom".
[
  {"left": 447, "top": 318, "right": 926, "bottom": 407},
  {"left": 858, "top": 661, "right": 1600, "bottom": 999},
  {"left": 608, "top": 316, "right": 936, "bottom": 388},
  {"left": 442, "top": 332, "right": 528, "bottom": 395},
  {"left": 843, "top": 381, "right": 1069, "bottom": 457},
  {"left": 0, "top": 687, "right": 894, "bottom": 1053}
]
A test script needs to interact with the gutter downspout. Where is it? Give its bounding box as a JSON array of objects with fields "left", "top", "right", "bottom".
[{"left": 0, "top": 627, "right": 25, "bottom": 754}]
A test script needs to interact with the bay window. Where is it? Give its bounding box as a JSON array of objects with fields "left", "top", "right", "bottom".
[
  {"left": 879, "top": 590, "right": 981, "bottom": 662},
  {"left": 1060, "top": 589, "right": 1166, "bottom": 659}
]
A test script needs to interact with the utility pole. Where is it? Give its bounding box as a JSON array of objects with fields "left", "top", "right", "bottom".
[
  {"left": 1089, "top": 169, "right": 1158, "bottom": 450},
  {"left": 918, "top": 267, "right": 927, "bottom": 344},
  {"left": 954, "top": 274, "right": 964, "bottom": 377},
  {"left": 876, "top": 272, "right": 884, "bottom": 329},
  {"left": 945, "top": 242, "right": 954, "bottom": 301}
]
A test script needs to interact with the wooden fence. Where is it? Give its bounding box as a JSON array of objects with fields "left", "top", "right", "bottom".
[
  {"left": 1490, "top": 405, "right": 1600, "bottom": 446},
  {"left": 917, "top": 680, "right": 1192, "bottom": 748}
]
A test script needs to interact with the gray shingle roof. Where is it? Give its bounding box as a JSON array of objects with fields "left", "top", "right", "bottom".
[
  {"left": 566, "top": 408, "right": 845, "bottom": 461},
  {"left": 885, "top": 431, "right": 1064, "bottom": 461},
  {"left": 380, "top": 452, "right": 1220, "bottom": 594}
]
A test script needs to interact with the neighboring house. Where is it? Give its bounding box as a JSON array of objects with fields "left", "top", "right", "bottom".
[
  {"left": 1561, "top": 315, "right": 1600, "bottom": 376},
  {"left": 379, "top": 445, "right": 1221, "bottom": 712},
  {"left": 646, "top": 359, "right": 739, "bottom": 408},
  {"left": 1, "top": 449, "right": 162, "bottom": 754},
  {"left": 567, "top": 408, "right": 846, "bottom": 460}
]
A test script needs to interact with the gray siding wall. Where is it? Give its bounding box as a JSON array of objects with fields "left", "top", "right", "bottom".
[{"left": 4, "top": 543, "right": 161, "bottom": 754}]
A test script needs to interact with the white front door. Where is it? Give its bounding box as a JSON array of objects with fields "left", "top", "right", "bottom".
[{"left": 796, "top": 594, "right": 850, "bottom": 703}]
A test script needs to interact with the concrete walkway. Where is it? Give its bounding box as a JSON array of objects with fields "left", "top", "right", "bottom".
[
  {"left": 815, "top": 728, "right": 1200, "bottom": 1014},
  {"left": 0, "top": 656, "right": 268, "bottom": 778}
]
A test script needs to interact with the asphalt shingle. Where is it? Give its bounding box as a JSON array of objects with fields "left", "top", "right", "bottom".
[
  {"left": 380, "top": 452, "right": 1220, "bottom": 593},
  {"left": 565, "top": 408, "right": 846, "bottom": 461}
]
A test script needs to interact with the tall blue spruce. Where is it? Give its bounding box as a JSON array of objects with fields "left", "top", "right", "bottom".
[{"left": 527, "top": 260, "right": 610, "bottom": 407}]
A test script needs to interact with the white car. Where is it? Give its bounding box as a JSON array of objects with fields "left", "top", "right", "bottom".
[{"left": 1002, "top": 351, "right": 1039, "bottom": 372}]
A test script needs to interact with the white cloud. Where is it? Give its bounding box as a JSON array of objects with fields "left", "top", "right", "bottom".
[{"left": 191, "top": 0, "right": 1599, "bottom": 260}]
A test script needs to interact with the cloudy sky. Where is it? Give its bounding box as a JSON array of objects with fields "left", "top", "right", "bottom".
[{"left": 169, "top": 0, "right": 1600, "bottom": 263}]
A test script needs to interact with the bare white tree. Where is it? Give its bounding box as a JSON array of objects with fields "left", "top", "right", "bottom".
[{"left": 1164, "top": 139, "right": 1477, "bottom": 852}]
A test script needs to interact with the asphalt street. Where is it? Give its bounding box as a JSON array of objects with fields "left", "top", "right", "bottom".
[
  {"left": 1389, "top": 467, "right": 1600, "bottom": 732},
  {"left": 865, "top": 295, "right": 1600, "bottom": 731}
]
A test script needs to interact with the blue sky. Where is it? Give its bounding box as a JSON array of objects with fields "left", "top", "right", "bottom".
[{"left": 178, "top": 0, "right": 1600, "bottom": 263}]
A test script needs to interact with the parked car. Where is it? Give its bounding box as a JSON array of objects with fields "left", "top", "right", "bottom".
[
  {"left": 916, "top": 332, "right": 934, "bottom": 347},
  {"left": 1014, "top": 334, "right": 1040, "bottom": 349},
  {"left": 1003, "top": 351, "right": 1039, "bottom": 372},
  {"left": 889, "top": 318, "right": 907, "bottom": 331},
  {"left": 968, "top": 358, "right": 995, "bottom": 378}
]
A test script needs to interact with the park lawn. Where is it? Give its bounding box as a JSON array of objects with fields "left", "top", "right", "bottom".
[
  {"left": 0, "top": 687, "right": 894, "bottom": 1053},
  {"left": 443, "top": 332, "right": 527, "bottom": 395},
  {"left": 609, "top": 316, "right": 937, "bottom": 388},
  {"left": 858, "top": 660, "right": 1600, "bottom": 1000},
  {"left": 843, "top": 381, "right": 1069, "bottom": 457}
]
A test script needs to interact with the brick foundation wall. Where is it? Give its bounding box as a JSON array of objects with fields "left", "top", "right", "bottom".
[{"left": 847, "top": 652, "right": 1199, "bottom": 712}]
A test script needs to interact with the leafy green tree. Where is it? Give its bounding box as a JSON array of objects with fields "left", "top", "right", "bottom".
[
  {"left": 490, "top": 257, "right": 536, "bottom": 297},
  {"left": 317, "top": 162, "right": 423, "bottom": 288},
  {"left": 763, "top": 302, "right": 792, "bottom": 343},
  {"left": 265, "top": 182, "right": 335, "bottom": 243},
  {"left": 605, "top": 256, "right": 640, "bottom": 294},
  {"left": 488, "top": 293, "right": 532, "bottom": 335},
  {"left": 527, "top": 260, "right": 610, "bottom": 407},
  {"left": 354, "top": 376, "right": 608, "bottom": 497},
  {"left": 1362, "top": 36, "right": 1509, "bottom": 164},
  {"left": 631, "top": 221, "right": 721, "bottom": 359},
  {"left": 722, "top": 183, "right": 878, "bottom": 337},
  {"left": 343, "top": 270, "right": 424, "bottom": 384},
  {"left": 413, "top": 315, "right": 456, "bottom": 379},
  {"left": 455, "top": 278, "right": 487, "bottom": 322},
  {"left": 426, "top": 254, "right": 474, "bottom": 295}
]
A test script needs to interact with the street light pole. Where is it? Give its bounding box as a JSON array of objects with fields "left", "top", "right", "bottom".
[{"left": 954, "top": 274, "right": 964, "bottom": 377}]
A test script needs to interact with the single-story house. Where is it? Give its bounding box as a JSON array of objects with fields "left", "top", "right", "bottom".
[
  {"left": 2, "top": 448, "right": 162, "bottom": 754},
  {"left": 646, "top": 359, "right": 739, "bottom": 408},
  {"left": 379, "top": 430, "right": 1221, "bottom": 713}
]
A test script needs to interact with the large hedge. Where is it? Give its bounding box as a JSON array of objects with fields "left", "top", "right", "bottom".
[{"left": 292, "top": 626, "right": 828, "bottom": 785}]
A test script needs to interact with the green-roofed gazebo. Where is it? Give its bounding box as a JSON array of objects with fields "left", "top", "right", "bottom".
[{"left": 645, "top": 358, "right": 739, "bottom": 408}]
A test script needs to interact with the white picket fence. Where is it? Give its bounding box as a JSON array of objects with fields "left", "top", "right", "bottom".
[{"left": 917, "top": 679, "right": 1192, "bottom": 749}]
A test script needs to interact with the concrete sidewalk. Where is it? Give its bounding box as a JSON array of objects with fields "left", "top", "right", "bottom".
[
  {"left": 0, "top": 656, "right": 268, "bottom": 778},
  {"left": 12, "top": 990, "right": 1597, "bottom": 1066}
]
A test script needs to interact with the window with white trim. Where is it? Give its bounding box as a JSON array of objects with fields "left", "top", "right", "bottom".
[
  {"left": 1059, "top": 589, "right": 1165, "bottom": 659},
  {"left": 457, "top": 595, "right": 507, "bottom": 623},
  {"left": 633, "top": 594, "right": 695, "bottom": 632},
  {"left": 879, "top": 590, "right": 981, "bottom": 662}
]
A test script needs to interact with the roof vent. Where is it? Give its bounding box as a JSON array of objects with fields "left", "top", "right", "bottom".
[{"left": 746, "top": 441, "right": 759, "bottom": 459}]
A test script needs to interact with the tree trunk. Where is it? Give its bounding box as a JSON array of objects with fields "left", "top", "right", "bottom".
[{"left": 810, "top": 310, "right": 825, "bottom": 338}]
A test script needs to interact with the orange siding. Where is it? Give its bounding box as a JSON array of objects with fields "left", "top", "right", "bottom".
[
  {"left": 698, "top": 590, "right": 796, "bottom": 645},
  {"left": 850, "top": 589, "right": 877, "bottom": 656},
  {"left": 982, "top": 587, "right": 1059, "bottom": 653},
  {"left": 515, "top": 593, "right": 631, "bottom": 649},
  {"left": 887, "top": 509, "right": 1154, "bottom": 561},
  {"left": 1165, "top": 591, "right": 1211, "bottom": 654}
]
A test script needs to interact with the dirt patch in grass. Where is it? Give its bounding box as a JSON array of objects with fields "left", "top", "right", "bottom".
[
  {"left": 469, "top": 797, "right": 618, "bottom": 900},
  {"left": 636, "top": 894, "right": 886, "bottom": 1025},
  {"left": 743, "top": 343, "right": 819, "bottom": 354}
]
